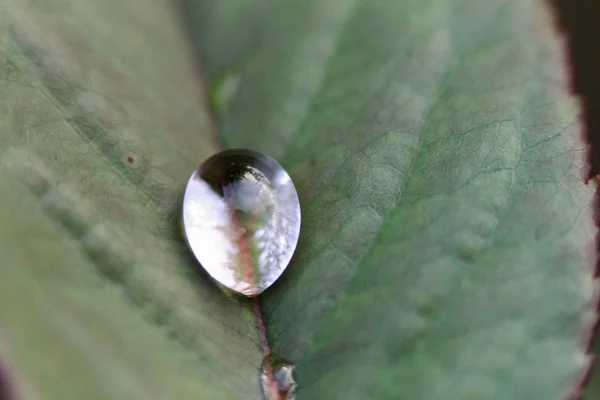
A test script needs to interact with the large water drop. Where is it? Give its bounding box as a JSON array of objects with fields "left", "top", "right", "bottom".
[{"left": 182, "top": 149, "right": 301, "bottom": 296}]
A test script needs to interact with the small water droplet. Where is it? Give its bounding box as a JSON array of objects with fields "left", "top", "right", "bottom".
[
  {"left": 209, "top": 70, "right": 241, "bottom": 117},
  {"left": 260, "top": 354, "right": 297, "bottom": 400},
  {"left": 182, "top": 149, "right": 301, "bottom": 296}
]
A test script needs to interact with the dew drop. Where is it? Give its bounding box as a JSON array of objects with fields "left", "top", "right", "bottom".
[
  {"left": 209, "top": 70, "right": 240, "bottom": 117},
  {"left": 182, "top": 149, "right": 301, "bottom": 296},
  {"left": 260, "top": 354, "right": 297, "bottom": 400}
]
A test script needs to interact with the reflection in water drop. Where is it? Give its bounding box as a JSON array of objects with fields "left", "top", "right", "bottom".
[
  {"left": 260, "top": 354, "right": 297, "bottom": 400},
  {"left": 182, "top": 149, "right": 301, "bottom": 296}
]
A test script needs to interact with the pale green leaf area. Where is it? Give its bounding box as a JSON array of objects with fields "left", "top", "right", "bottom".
[
  {"left": 0, "top": 0, "right": 262, "bottom": 399},
  {"left": 0, "top": 0, "right": 596, "bottom": 400}
]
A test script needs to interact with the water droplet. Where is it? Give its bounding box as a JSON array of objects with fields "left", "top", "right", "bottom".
[
  {"left": 182, "top": 149, "right": 301, "bottom": 296},
  {"left": 260, "top": 354, "right": 297, "bottom": 400},
  {"left": 209, "top": 70, "right": 241, "bottom": 117}
]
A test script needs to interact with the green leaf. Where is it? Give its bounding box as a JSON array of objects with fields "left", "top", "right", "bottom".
[
  {"left": 185, "top": 0, "right": 597, "bottom": 399},
  {"left": 0, "top": 1, "right": 596, "bottom": 400}
]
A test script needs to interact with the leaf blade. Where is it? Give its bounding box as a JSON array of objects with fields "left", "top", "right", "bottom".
[{"left": 185, "top": 1, "right": 597, "bottom": 399}]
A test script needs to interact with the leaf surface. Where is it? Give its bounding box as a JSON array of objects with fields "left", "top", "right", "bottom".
[
  {"left": 0, "top": 0, "right": 596, "bottom": 400},
  {"left": 183, "top": 1, "right": 597, "bottom": 399}
]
